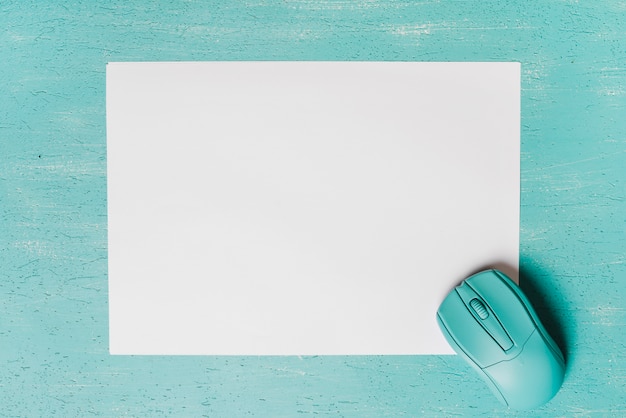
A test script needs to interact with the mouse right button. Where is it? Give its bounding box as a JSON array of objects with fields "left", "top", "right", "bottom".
[{"left": 467, "top": 271, "right": 536, "bottom": 344}]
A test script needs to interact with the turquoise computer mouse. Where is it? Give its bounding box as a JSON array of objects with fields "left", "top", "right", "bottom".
[{"left": 436, "top": 269, "right": 565, "bottom": 409}]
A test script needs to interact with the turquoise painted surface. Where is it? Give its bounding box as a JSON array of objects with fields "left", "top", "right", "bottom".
[{"left": 1, "top": 1, "right": 625, "bottom": 416}]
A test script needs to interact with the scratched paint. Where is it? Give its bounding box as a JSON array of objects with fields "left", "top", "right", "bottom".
[{"left": 1, "top": 1, "right": 626, "bottom": 416}]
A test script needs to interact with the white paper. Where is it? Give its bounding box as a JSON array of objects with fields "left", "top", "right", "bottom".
[{"left": 107, "top": 62, "right": 520, "bottom": 355}]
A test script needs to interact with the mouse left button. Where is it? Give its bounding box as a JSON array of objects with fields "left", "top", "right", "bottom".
[
  {"left": 437, "top": 289, "right": 509, "bottom": 367},
  {"left": 456, "top": 282, "right": 514, "bottom": 352}
]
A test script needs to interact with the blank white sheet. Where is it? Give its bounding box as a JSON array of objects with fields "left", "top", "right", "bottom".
[{"left": 106, "top": 62, "right": 520, "bottom": 355}]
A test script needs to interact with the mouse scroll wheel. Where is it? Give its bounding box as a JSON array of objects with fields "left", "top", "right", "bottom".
[{"left": 470, "top": 298, "right": 489, "bottom": 320}]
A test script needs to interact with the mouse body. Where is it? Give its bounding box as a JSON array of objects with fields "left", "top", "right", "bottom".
[{"left": 437, "top": 269, "right": 565, "bottom": 409}]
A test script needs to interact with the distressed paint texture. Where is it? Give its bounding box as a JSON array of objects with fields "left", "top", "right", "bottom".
[{"left": 1, "top": 1, "right": 625, "bottom": 416}]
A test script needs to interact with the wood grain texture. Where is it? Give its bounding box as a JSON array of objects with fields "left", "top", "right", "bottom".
[{"left": 1, "top": 1, "right": 625, "bottom": 416}]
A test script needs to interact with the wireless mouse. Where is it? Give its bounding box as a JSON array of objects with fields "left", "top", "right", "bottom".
[{"left": 436, "top": 269, "right": 565, "bottom": 409}]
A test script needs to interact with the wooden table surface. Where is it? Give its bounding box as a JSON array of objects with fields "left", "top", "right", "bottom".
[{"left": 2, "top": 1, "right": 625, "bottom": 416}]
